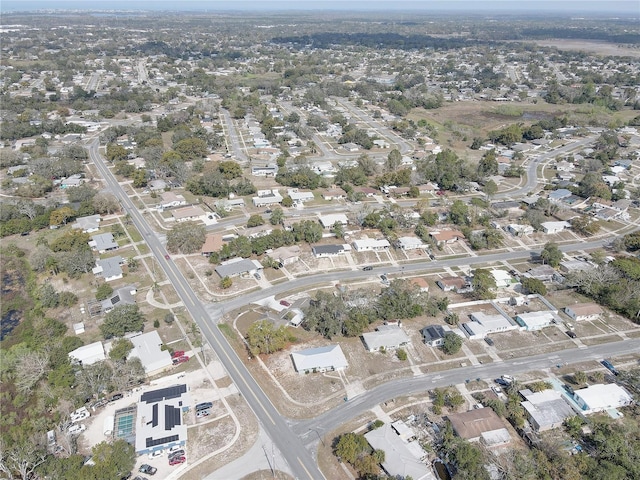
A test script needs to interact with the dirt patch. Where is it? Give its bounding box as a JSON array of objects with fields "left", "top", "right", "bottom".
[
  {"left": 241, "top": 471, "right": 294, "bottom": 480},
  {"left": 524, "top": 39, "right": 640, "bottom": 58}
]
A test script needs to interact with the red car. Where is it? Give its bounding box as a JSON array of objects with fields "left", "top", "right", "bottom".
[
  {"left": 169, "top": 456, "right": 186, "bottom": 466},
  {"left": 171, "top": 351, "right": 185, "bottom": 359},
  {"left": 172, "top": 356, "right": 189, "bottom": 365},
  {"left": 279, "top": 300, "right": 291, "bottom": 307},
  {"left": 164, "top": 254, "right": 170, "bottom": 260}
]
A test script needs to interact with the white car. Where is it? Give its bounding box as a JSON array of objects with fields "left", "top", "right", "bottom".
[
  {"left": 70, "top": 407, "right": 90, "bottom": 423},
  {"left": 148, "top": 449, "right": 164, "bottom": 459},
  {"left": 168, "top": 445, "right": 184, "bottom": 454},
  {"left": 68, "top": 424, "right": 86, "bottom": 435}
]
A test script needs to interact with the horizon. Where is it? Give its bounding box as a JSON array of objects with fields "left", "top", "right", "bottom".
[{"left": 2, "top": 0, "right": 638, "bottom": 15}]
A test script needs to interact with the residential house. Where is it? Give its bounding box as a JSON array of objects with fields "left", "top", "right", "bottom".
[
  {"left": 548, "top": 189, "right": 572, "bottom": 203},
  {"left": 559, "top": 259, "right": 593, "bottom": 273},
  {"left": 396, "top": 236, "right": 427, "bottom": 250},
  {"left": 88, "top": 233, "right": 118, "bottom": 253},
  {"left": 100, "top": 285, "right": 137, "bottom": 313},
  {"left": 572, "top": 384, "right": 633, "bottom": 415},
  {"left": 127, "top": 331, "right": 173, "bottom": 376},
  {"left": 410, "top": 277, "right": 429, "bottom": 293},
  {"left": 418, "top": 183, "right": 438, "bottom": 195},
  {"left": 447, "top": 408, "right": 511, "bottom": 447},
  {"left": 214, "top": 257, "right": 262, "bottom": 278},
  {"left": 342, "top": 142, "right": 359, "bottom": 152},
  {"left": 171, "top": 205, "right": 207, "bottom": 222},
  {"left": 520, "top": 388, "right": 576, "bottom": 432},
  {"left": 68, "top": 341, "right": 106, "bottom": 366},
  {"left": 421, "top": 325, "right": 446, "bottom": 347},
  {"left": 201, "top": 233, "right": 224, "bottom": 256},
  {"left": 267, "top": 245, "right": 301, "bottom": 266},
  {"left": 364, "top": 423, "right": 434, "bottom": 480},
  {"left": 351, "top": 238, "right": 390, "bottom": 252},
  {"left": 541, "top": 221, "right": 570, "bottom": 234},
  {"left": 287, "top": 188, "right": 315, "bottom": 203},
  {"left": 246, "top": 224, "right": 273, "bottom": 239},
  {"left": 506, "top": 224, "right": 534, "bottom": 237},
  {"left": 291, "top": 345, "right": 348, "bottom": 374},
  {"left": 515, "top": 311, "right": 558, "bottom": 331},
  {"left": 160, "top": 191, "right": 187, "bottom": 209},
  {"left": 60, "top": 174, "right": 84, "bottom": 189},
  {"left": 430, "top": 229, "right": 465, "bottom": 246},
  {"left": 565, "top": 303, "right": 604, "bottom": 322},
  {"left": 319, "top": 213, "right": 348, "bottom": 228},
  {"left": 321, "top": 188, "right": 347, "bottom": 201},
  {"left": 490, "top": 270, "right": 513, "bottom": 288},
  {"left": 311, "top": 244, "right": 349, "bottom": 258},
  {"left": 461, "top": 311, "right": 518, "bottom": 339},
  {"left": 361, "top": 325, "right": 410, "bottom": 352},
  {"left": 72, "top": 214, "right": 101, "bottom": 233},
  {"left": 354, "top": 186, "right": 379, "bottom": 197},
  {"left": 92, "top": 256, "right": 125, "bottom": 282},
  {"left": 135, "top": 385, "right": 190, "bottom": 455},
  {"left": 436, "top": 276, "right": 471, "bottom": 293},
  {"left": 251, "top": 165, "right": 278, "bottom": 177},
  {"left": 523, "top": 265, "right": 559, "bottom": 283},
  {"left": 252, "top": 189, "right": 283, "bottom": 207}
]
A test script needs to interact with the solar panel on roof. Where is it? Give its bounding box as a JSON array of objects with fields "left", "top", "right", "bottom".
[
  {"left": 111, "top": 295, "right": 120, "bottom": 305},
  {"left": 140, "top": 384, "right": 187, "bottom": 404}
]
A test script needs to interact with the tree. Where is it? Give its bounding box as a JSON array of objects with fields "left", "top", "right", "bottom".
[
  {"left": 449, "top": 200, "right": 470, "bottom": 226},
  {"left": 15, "top": 350, "right": 50, "bottom": 393},
  {"left": 571, "top": 216, "right": 600, "bottom": 236},
  {"left": 220, "top": 276, "right": 233, "bottom": 289},
  {"left": 520, "top": 277, "right": 547, "bottom": 295},
  {"left": 108, "top": 338, "right": 133, "bottom": 362},
  {"left": 100, "top": 305, "right": 144, "bottom": 339},
  {"left": 95, "top": 283, "right": 113, "bottom": 301},
  {"left": 269, "top": 207, "right": 284, "bottom": 225},
  {"left": 441, "top": 332, "right": 463, "bottom": 355},
  {"left": 85, "top": 440, "right": 135, "bottom": 480},
  {"left": 541, "top": 242, "right": 563, "bottom": 267},
  {"left": 247, "top": 214, "right": 265, "bottom": 228},
  {"left": 483, "top": 179, "right": 498, "bottom": 200},
  {"left": 246, "top": 320, "right": 292, "bottom": 355},
  {"left": 49, "top": 206, "right": 75, "bottom": 227},
  {"left": 331, "top": 221, "right": 345, "bottom": 239},
  {"left": 472, "top": 268, "right": 497, "bottom": 300},
  {"left": 106, "top": 143, "right": 128, "bottom": 162},
  {"left": 385, "top": 148, "right": 402, "bottom": 172},
  {"left": 573, "top": 370, "right": 587, "bottom": 385},
  {"left": 75, "top": 360, "right": 113, "bottom": 399},
  {"left": 92, "top": 193, "right": 120, "bottom": 214},
  {"left": 167, "top": 221, "right": 206, "bottom": 254},
  {"left": 334, "top": 432, "right": 370, "bottom": 464}
]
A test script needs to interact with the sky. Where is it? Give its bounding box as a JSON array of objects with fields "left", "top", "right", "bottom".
[{"left": 2, "top": 0, "right": 638, "bottom": 14}]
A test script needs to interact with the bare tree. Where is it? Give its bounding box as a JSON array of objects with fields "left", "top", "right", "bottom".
[
  {"left": 92, "top": 192, "right": 120, "bottom": 214},
  {"left": 0, "top": 438, "right": 48, "bottom": 480},
  {"left": 17, "top": 200, "right": 38, "bottom": 220},
  {"left": 15, "top": 351, "right": 50, "bottom": 393}
]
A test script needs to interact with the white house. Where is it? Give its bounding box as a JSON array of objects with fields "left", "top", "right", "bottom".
[
  {"left": 252, "top": 189, "right": 283, "bottom": 207},
  {"left": 126, "top": 331, "right": 173, "bottom": 376},
  {"left": 461, "top": 312, "right": 518, "bottom": 339},
  {"left": 287, "top": 189, "right": 315, "bottom": 203},
  {"left": 506, "top": 224, "right": 534, "bottom": 237},
  {"left": 490, "top": 270, "right": 512, "bottom": 288},
  {"left": 160, "top": 192, "right": 187, "bottom": 209},
  {"left": 573, "top": 384, "right": 633, "bottom": 415},
  {"left": 68, "top": 341, "right": 106, "bottom": 366},
  {"left": 396, "top": 236, "right": 426, "bottom": 250},
  {"left": 72, "top": 214, "right": 101, "bottom": 233},
  {"left": 564, "top": 303, "right": 604, "bottom": 322},
  {"left": 291, "top": 345, "right": 348, "bottom": 374},
  {"left": 88, "top": 233, "right": 118, "bottom": 253},
  {"left": 171, "top": 205, "right": 207, "bottom": 222},
  {"left": 318, "top": 213, "right": 348, "bottom": 228},
  {"left": 515, "top": 311, "right": 558, "bottom": 331},
  {"left": 541, "top": 221, "right": 571, "bottom": 234},
  {"left": 92, "top": 256, "right": 125, "bottom": 282},
  {"left": 361, "top": 325, "right": 410, "bottom": 352},
  {"left": 352, "top": 238, "right": 390, "bottom": 252}
]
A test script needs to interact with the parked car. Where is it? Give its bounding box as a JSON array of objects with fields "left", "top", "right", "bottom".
[
  {"left": 70, "top": 407, "right": 90, "bottom": 423},
  {"left": 68, "top": 424, "right": 86, "bottom": 435},
  {"left": 138, "top": 464, "right": 157, "bottom": 475},
  {"left": 495, "top": 378, "right": 510, "bottom": 387},
  {"left": 279, "top": 300, "right": 291, "bottom": 307},
  {"left": 380, "top": 274, "right": 389, "bottom": 284},
  {"left": 168, "top": 449, "right": 185, "bottom": 460},
  {"left": 148, "top": 449, "right": 164, "bottom": 459},
  {"left": 196, "top": 402, "right": 212, "bottom": 411},
  {"left": 91, "top": 399, "right": 108, "bottom": 410},
  {"left": 484, "top": 337, "right": 494, "bottom": 346},
  {"left": 566, "top": 331, "right": 577, "bottom": 339},
  {"left": 491, "top": 386, "right": 502, "bottom": 395},
  {"left": 169, "top": 456, "right": 186, "bottom": 466},
  {"left": 363, "top": 266, "right": 373, "bottom": 271},
  {"left": 254, "top": 272, "right": 261, "bottom": 280},
  {"left": 196, "top": 409, "right": 210, "bottom": 418},
  {"left": 133, "top": 476, "right": 148, "bottom": 480},
  {"left": 110, "top": 393, "right": 124, "bottom": 402},
  {"left": 172, "top": 355, "right": 189, "bottom": 365},
  {"left": 171, "top": 350, "right": 185, "bottom": 359}
]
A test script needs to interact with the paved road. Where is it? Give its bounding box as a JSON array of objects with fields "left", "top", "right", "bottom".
[
  {"left": 87, "top": 139, "right": 322, "bottom": 480},
  {"left": 220, "top": 109, "right": 248, "bottom": 162},
  {"left": 293, "top": 337, "right": 640, "bottom": 445}
]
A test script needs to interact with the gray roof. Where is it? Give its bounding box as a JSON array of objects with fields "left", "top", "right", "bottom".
[
  {"left": 94, "top": 256, "right": 124, "bottom": 279},
  {"left": 101, "top": 285, "right": 136, "bottom": 311},
  {"left": 215, "top": 258, "right": 261, "bottom": 278},
  {"left": 291, "top": 345, "right": 348, "bottom": 372},
  {"left": 90, "top": 233, "right": 117, "bottom": 251},
  {"left": 311, "top": 244, "right": 345, "bottom": 255},
  {"left": 421, "top": 325, "right": 446, "bottom": 342},
  {"left": 73, "top": 214, "right": 101, "bottom": 232},
  {"left": 362, "top": 325, "right": 410, "bottom": 351},
  {"left": 520, "top": 389, "right": 575, "bottom": 431}
]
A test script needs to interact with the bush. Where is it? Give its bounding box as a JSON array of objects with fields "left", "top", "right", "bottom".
[
  {"left": 153, "top": 319, "right": 160, "bottom": 328},
  {"left": 396, "top": 348, "right": 407, "bottom": 361}
]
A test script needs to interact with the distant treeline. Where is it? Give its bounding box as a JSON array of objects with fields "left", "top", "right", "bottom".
[
  {"left": 519, "top": 28, "right": 640, "bottom": 45},
  {"left": 271, "top": 32, "right": 478, "bottom": 51}
]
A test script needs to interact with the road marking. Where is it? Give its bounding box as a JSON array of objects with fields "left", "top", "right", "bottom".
[
  {"left": 298, "top": 457, "right": 317, "bottom": 480},
  {"left": 203, "top": 320, "right": 277, "bottom": 426}
]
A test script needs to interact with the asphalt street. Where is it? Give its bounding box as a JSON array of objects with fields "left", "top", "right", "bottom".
[{"left": 88, "top": 139, "right": 323, "bottom": 480}]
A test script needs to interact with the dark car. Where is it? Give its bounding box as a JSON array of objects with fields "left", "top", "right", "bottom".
[
  {"left": 138, "top": 464, "right": 157, "bottom": 475},
  {"left": 109, "top": 393, "right": 124, "bottom": 402},
  {"left": 196, "top": 402, "right": 213, "bottom": 411},
  {"left": 566, "top": 331, "right": 577, "bottom": 339},
  {"left": 164, "top": 254, "right": 170, "bottom": 260},
  {"left": 484, "top": 337, "right": 494, "bottom": 346},
  {"left": 363, "top": 266, "right": 373, "bottom": 271},
  {"left": 168, "top": 449, "right": 185, "bottom": 460},
  {"left": 279, "top": 300, "right": 291, "bottom": 307},
  {"left": 495, "top": 378, "right": 510, "bottom": 387}
]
